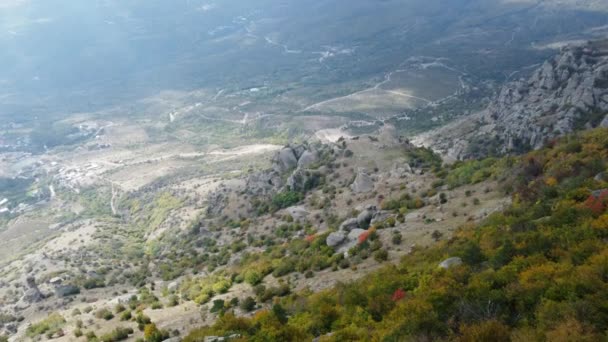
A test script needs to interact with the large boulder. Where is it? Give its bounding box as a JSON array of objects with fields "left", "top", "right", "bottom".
[
  {"left": 297, "top": 150, "right": 318, "bottom": 169},
  {"left": 357, "top": 208, "right": 375, "bottom": 229},
  {"left": 336, "top": 229, "right": 367, "bottom": 255},
  {"left": 347, "top": 228, "right": 366, "bottom": 241},
  {"left": 339, "top": 218, "right": 359, "bottom": 232},
  {"left": 274, "top": 147, "right": 298, "bottom": 173},
  {"left": 351, "top": 170, "right": 374, "bottom": 193},
  {"left": 439, "top": 257, "right": 463, "bottom": 269},
  {"left": 21, "top": 276, "right": 43, "bottom": 303},
  {"left": 326, "top": 231, "right": 346, "bottom": 247}
]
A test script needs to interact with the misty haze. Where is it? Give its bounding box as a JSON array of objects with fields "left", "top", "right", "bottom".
[{"left": 1, "top": 1, "right": 608, "bottom": 341}]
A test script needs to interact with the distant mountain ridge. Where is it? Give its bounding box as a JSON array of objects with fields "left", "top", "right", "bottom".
[{"left": 413, "top": 39, "right": 608, "bottom": 160}]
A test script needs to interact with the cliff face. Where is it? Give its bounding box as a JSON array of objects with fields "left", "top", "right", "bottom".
[{"left": 413, "top": 39, "right": 608, "bottom": 160}]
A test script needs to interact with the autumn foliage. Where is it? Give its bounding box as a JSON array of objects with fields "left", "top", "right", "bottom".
[
  {"left": 358, "top": 227, "right": 376, "bottom": 245},
  {"left": 391, "top": 288, "right": 406, "bottom": 302},
  {"left": 304, "top": 234, "right": 316, "bottom": 243},
  {"left": 585, "top": 189, "right": 608, "bottom": 215}
]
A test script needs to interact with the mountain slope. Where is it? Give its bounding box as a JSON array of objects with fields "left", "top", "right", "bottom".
[{"left": 184, "top": 127, "right": 608, "bottom": 341}]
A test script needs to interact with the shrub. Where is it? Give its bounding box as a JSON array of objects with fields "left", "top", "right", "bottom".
[
  {"left": 115, "top": 304, "right": 126, "bottom": 314},
  {"left": 135, "top": 313, "right": 151, "bottom": 331},
  {"left": 374, "top": 249, "right": 389, "bottom": 262},
  {"left": 240, "top": 297, "right": 256, "bottom": 312},
  {"left": 82, "top": 277, "right": 105, "bottom": 289},
  {"left": 459, "top": 320, "right": 510, "bottom": 342},
  {"left": 143, "top": 324, "right": 169, "bottom": 342},
  {"left": 120, "top": 311, "right": 132, "bottom": 321},
  {"left": 168, "top": 295, "right": 179, "bottom": 307},
  {"left": 272, "top": 259, "right": 296, "bottom": 277},
  {"left": 26, "top": 313, "right": 66, "bottom": 338},
  {"left": 392, "top": 232, "right": 403, "bottom": 245},
  {"left": 209, "top": 299, "right": 225, "bottom": 313},
  {"left": 271, "top": 191, "right": 303, "bottom": 210},
  {"left": 99, "top": 327, "right": 133, "bottom": 342},
  {"left": 95, "top": 308, "right": 114, "bottom": 321},
  {"left": 244, "top": 270, "right": 263, "bottom": 286}
]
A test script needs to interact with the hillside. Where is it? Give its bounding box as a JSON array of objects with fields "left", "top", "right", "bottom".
[
  {"left": 1, "top": 3, "right": 608, "bottom": 342},
  {"left": 183, "top": 127, "right": 608, "bottom": 341}
]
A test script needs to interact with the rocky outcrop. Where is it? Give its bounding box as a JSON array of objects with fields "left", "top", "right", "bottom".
[
  {"left": 245, "top": 171, "right": 283, "bottom": 196},
  {"left": 286, "top": 169, "right": 323, "bottom": 192},
  {"left": 327, "top": 206, "right": 392, "bottom": 255},
  {"left": 273, "top": 147, "right": 298, "bottom": 173},
  {"left": 207, "top": 142, "right": 331, "bottom": 218},
  {"left": 21, "top": 276, "right": 43, "bottom": 304},
  {"left": 414, "top": 40, "right": 608, "bottom": 160},
  {"left": 206, "top": 190, "right": 228, "bottom": 216},
  {"left": 351, "top": 169, "right": 374, "bottom": 193},
  {"left": 297, "top": 150, "right": 318, "bottom": 169},
  {"left": 246, "top": 143, "right": 326, "bottom": 196}
]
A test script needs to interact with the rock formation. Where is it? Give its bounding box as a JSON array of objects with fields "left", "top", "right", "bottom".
[
  {"left": 351, "top": 169, "right": 374, "bottom": 193},
  {"left": 414, "top": 39, "right": 608, "bottom": 160},
  {"left": 20, "top": 276, "right": 43, "bottom": 304}
]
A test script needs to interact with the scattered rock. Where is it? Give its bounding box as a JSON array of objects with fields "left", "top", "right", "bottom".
[
  {"left": 594, "top": 172, "right": 608, "bottom": 182},
  {"left": 439, "top": 257, "right": 463, "bottom": 269},
  {"left": 49, "top": 277, "right": 63, "bottom": 285},
  {"left": 284, "top": 206, "right": 309, "bottom": 221},
  {"left": 339, "top": 218, "right": 359, "bottom": 232},
  {"left": 204, "top": 334, "right": 241, "bottom": 342},
  {"left": 326, "top": 231, "right": 347, "bottom": 247},
  {"left": 168, "top": 281, "right": 180, "bottom": 293},
  {"left": 164, "top": 338, "right": 181, "bottom": 342}
]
